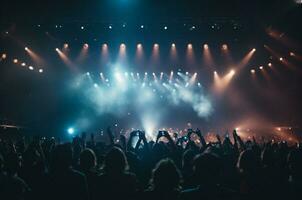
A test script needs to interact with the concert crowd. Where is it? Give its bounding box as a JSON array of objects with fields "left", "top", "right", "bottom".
[{"left": 0, "top": 128, "right": 301, "bottom": 200}]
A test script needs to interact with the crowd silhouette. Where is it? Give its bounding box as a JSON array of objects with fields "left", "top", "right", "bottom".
[{"left": 0, "top": 128, "right": 301, "bottom": 200}]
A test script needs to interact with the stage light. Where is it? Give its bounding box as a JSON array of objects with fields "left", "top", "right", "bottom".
[
  {"left": 137, "top": 43, "right": 142, "bottom": 49},
  {"left": 67, "top": 127, "right": 75, "bottom": 135},
  {"left": 140, "top": 25, "right": 144, "bottom": 29},
  {"left": 145, "top": 72, "right": 147, "bottom": 75},
  {"left": 25, "top": 47, "right": 29, "bottom": 51},
  {"left": 279, "top": 57, "right": 283, "bottom": 61},
  {"left": 1, "top": 53, "right": 7, "bottom": 59},
  {"left": 29, "top": 66, "right": 34, "bottom": 70},
  {"left": 120, "top": 43, "right": 126, "bottom": 48},
  {"left": 268, "top": 63, "right": 272, "bottom": 67},
  {"left": 81, "top": 26, "right": 84, "bottom": 30},
  {"left": 290, "top": 52, "right": 295, "bottom": 56},
  {"left": 13, "top": 59, "right": 18, "bottom": 63},
  {"left": 55, "top": 48, "right": 59, "bottom": 52},
  {"left": 252, "top": 48, "right": 256, "bottom": 52},
  {"left": 86, "top": 72, "right": 90, "bottom": 76},
  {"left": 259, "top": 66, "right": 263, "bottom": 70},
  {"left": 186, "top": 72, "right": 189, "bottom": 75},
  {"left": 230, "top": 69, "right": 235, "bottom": 75},
  {"left": 83, "top": 43, "right": 89, "bottom": 49},
  {"left": 109, "top": 25, "right": 112, "bottom": 29},
  {"left": 203, "top": 44, "right": 209, "bottom": 50},
  {"left": 171, "top": 43, "right": 176, "bottom": 47},
  {"left": 187, "top": 43, "right": 193, "bottom": 49},
  {"left": 222, "top": 44, "right": 228, "bottom": 50},
  {"left": 164, "top": 26, "right": 168, "bottom": 30},
  {"left": 38, "top": 69, "right": 43, "bottom": 73},
  {"left": 63, "top": 43, "right": 69, "bottom": 49},
  {"left": 94, "top": 83, "right": 98, "bottom": 88},
  {"left": 214, "top": 71, "right": 217, "bottom": 74},
  {"left": 21, "top": 62, "right": 26, "bottom": 66},
  {"left": 154, "top": 43, "right": 159, "bottom": 48},
  {"left": 251, "top": 69, "right": 256, "bottom": 74}
]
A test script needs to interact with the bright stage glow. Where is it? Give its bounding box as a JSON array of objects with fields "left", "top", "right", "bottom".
[
  {"left": 25, "top": 47, "right": 29, "bottom": 51},
  {"left": 13, "top": 59, "right": 18, "bottom": 63},
  {"left": 21, "top": 62, "right": 26, "bottom": 66},
  {"left": 251, "top": 69, "right": 256, "bottom": 74},
  {"left": 29, "top": 66, "right": 34, "bottom": 70},
  {"left": 73, "top": 67, "right": 213, "bottom": 138},
  {"left": 67, "top": 127, "right": 75, "bottom": 135},
  {"left": 1, "top": 53, "right": 6, "bottom": 59},
  {"left": 39, "top": 69, "right": 43, "bottom": 73},
  {"left": 222, "top": 44, "right": 228, "bottom": 50}
]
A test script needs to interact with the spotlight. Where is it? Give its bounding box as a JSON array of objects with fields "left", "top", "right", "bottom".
[
  {"left": 83, "top": 43, "right": 89, "bottom": 49},
  {"left": 290, "top": 52, "right": 295, "bottom": 56},
  {"left": 164, "top": 26, "right": 168, "bottom": 30},
  {"left": 251, "top": 69, "right": 256, "bottom": 74},
  {"left": 137, "top": 43, "right": 142, "bottom": 48},
  {"left": 185, "top": 72, "right": 189, "bottom": 75},
  {"left": 279, "top": 57, "right": 283, "bottom": 61},
  {"left": 140, "top": 25, "right": 144, "bottom": 29},
  {"left": 25, "top": 47, "right": 29, "bottom": 51},
  {"left": 63, "top": 43, "right": 69, "bottom": 49},
  {"left": 55, "top": 48, "right": 59, "bottom": 52},
  {"left": 154, "top": 43, "right": 159, "bottom": 48},
  {"left": 108, "top": 25, "right": 112, "bottom": 29},
  {"left": 214, "top": 71, "right": 217, "bottom": 74},
  {"left": 252, "top": 48, "right": 256, "bottom": 52},
  {"left": 268, "top": 63, "right": 272, "bottom": 67},
  {"left": 28, "top": 66, "right": 34, "bottom": 70},
  {"left": 203, "top": 44, "right": 209, "bottom": 50},
  {"left": 222, "top": 44, "right": 228, "bottom": 50},
  {"left": 1, "top": 53, "right": 7, "bottom": 59},
  {"left": 187, "top": 44, "right": 193, "bottom": 49},
  {"left": 38, "top": 69, "right": 43, "bottom": 73},
  {"left": 86, "top": 72, "right": 90, "bottom": 76},
  {"left": 80, "top": 26, "right": 84, "bottom": 30},
  {"left": 67, "top": 127, "right": 75, "bottom": 135},
  {"left": 13, "top": 59, "right": 18, "bottom": 63},
  {"left": 230, "top": 69, "right": 235, "bottom": 75},
  {"left": 259, "top": 66, "right": 263, "bottom": 70},
  {"left": 120, "top": 43, "right": 126, "bottom": 48},
  {"left": 94, "top": 83, "right": 98, "bottom": 88},
  {"left": 21, "top": 62, "right": 26, "bottom": 66},
  {"left": 145, "top": 72, "right": 148, "bottom": 75},
  {"left": 171, "top": 43, "right": 176, "bottom": 47}
]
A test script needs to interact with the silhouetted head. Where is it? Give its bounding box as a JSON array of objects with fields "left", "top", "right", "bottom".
[
  {"left": 103, "top": 147, "right": 128, "bottom": 174},
  {"left": 182, "top": 149, "right": 196, "bottom": 169},
  {"left": 193, "top": 153, "right": 221, "bottom": 184},
  {"left": 51, "top": 143, "right": 73, "bottom": 171},
  {"left": 287, "top": 148, "right": 302, "bottom": 180},
  {"left": 151, "top": 158, "right": 181, "bottom": 191},
  {"left": 237, "top": 149, "right": 260, "bottom": 174},
  {"left": 80, "top": 148, "right": 96, "bottom": 171},
  {"left": 5, "top": 152, "right": 21, "bottom": 175},
  {"left": 261, "top": 147, "right": 274, "bottom": 167}
]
